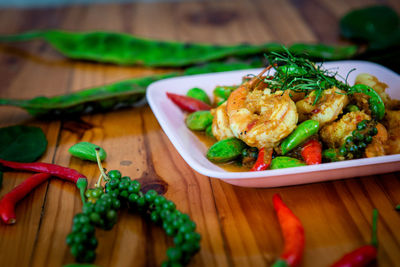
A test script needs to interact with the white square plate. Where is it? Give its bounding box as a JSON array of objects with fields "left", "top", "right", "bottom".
[{"left": 147, "top": 61, "right": 400, "bottom": 188}]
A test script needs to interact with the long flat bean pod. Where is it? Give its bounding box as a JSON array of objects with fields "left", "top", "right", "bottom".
[
  {"left": 0, "top": 30, "right": 358, "bottom": 66},
  {"left": 0, "top": 73, "right": 176, "bottom": 117},
  {"left": 0, "top": 60, "right": 262, "bottom": 117}
]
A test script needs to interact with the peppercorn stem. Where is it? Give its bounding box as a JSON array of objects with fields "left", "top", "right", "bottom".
[
  {"left": 76, "top": 178, "right": 88, "bottom": 204},
  {"left": 371, "top": 209, "right": 378, "bottom": 247},
  {"left": 95, "top": 147, "right": 109, "bottom": 187}
]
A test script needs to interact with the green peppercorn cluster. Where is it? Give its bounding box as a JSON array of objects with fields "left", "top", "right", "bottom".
[
  {"left": 67, "top": 185, "right": 120, "bottom": 262},
  {"left": 338, "top": 120, "right": 378, "bottom": 159},
  {"left": 67, "top": 169, "right": 201, "bottom": 266}
]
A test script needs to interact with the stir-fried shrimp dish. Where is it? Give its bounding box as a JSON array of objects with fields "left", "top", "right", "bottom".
[{"left": 167, "top": 52, "right": 400, "bottom": 171}]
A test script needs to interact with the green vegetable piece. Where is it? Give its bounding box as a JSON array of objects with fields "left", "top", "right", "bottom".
[
  {"left": 68, "top": 142, "right": 107, "bottom": 162},
  {"left": 340, "top": 5, "right": 400, "bottom": 50},
  {"left": 270, "top": 157, "right": 306, "bottom": 169},
  {"left": 0, "top": 171, "right": 3, "bottom": 188},
  {"left": 322, "top": 148, "right": 340, "bottom": 162},
  {"left": 280, "top": 120, "right": 319, "bottom": 155},
  {"left": 186, "top": 111, "right": 213, "bottom": 131},
  {"left": 277, "top": 65, "right": 307, "bottom": 76},
  {"left": 205, "top": 124, "right": 214, "bottom": 138},
  {"left": 345, "top": 104, "right": 360, "bottom": 113},
  {"left": 348, "top": 84, "right": 385, "bottom": 120},
  {"left": 186, "top": 87, "right": 211, "bottom": 104},
  {"left": 213, "top": 86, "right": 237, "bottom": 101},
  {"left": 0, "top": 125, "right": 47, "bottom": 162},
  {"left": 0, "top": 73, "right": 176, "bottom": 117},
  {"left": 207, "top": 138, "right": 247, "bottom": 163}
]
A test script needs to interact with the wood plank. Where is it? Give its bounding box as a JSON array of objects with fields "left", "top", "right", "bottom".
[{"left": 0, "top": 1, "right": 399, "bottom": 267}]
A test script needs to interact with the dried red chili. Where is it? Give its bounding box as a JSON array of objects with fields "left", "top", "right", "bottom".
[
  {"left": 272, "top": 194, "right": 305, "bottom": 267},
  {"left": 300, "top": 139, "right": 322, "bottom": 165},
  {"left": 166, "top": 92, "right": 211, "bottom": 112},
  {"left": 0, "top": 173, "right": 51, "bottom": 224}
]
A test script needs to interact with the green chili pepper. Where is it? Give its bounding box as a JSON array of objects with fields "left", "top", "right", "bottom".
[
  {"left": 270, "top": 157, "right": 306, "bottom": 169},
  {"left": 207, "top": 138, "right": 247, "bottom": 163},
  {"left": 348, "top": 84, "right": 385, "bottom": 120},
  {"left": 280, "top": 120, "right": 320, "bottom": 155},
  {"left": 185, "top": 111, "right": 214, "bottom": 131},
  {"left": 205, "top": 124, "right": 214, "bottom": 138},
  {"left": 68, "top": 142, "right": 107, "bottom": 162},
  {"left": 186, "top": 87, "right": 211, "bottom": 105},
  {"left": 0, "top": 30, "right": 358, "bottom": 66},
  {"left": 0, "top": 73, "right": 176, "bottom": 117}
]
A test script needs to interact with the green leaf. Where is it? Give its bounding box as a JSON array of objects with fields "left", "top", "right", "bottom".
[
  {"left": 340, "top": 5, "right": 400, "bottom": 50},
  {"left": 0, "top": 125, "right": 47, "bottom": 162}
]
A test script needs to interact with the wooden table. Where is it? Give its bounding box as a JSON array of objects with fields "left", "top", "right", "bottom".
[{"left": 0, "top": 0, "right": 399, "bottom": 266}]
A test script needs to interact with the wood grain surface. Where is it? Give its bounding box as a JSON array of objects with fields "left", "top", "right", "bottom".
[{"left": 0, "top": 0, "right": 399, "bottom": 266}]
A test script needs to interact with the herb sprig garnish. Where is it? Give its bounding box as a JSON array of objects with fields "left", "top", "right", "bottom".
[{"left": 264, "top": 50, "right": 352, "bottom": 104}]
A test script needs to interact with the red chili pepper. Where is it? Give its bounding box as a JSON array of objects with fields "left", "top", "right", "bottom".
[
  {"left": 330, "top": 209, "right": 378, "bottom": 267},
  {"left": 331, "top": 245, "right": 377, "bottom": 267},
  {"left": 301, "top": 139, "right": 322, "bottom": 165},
  {"left": 166, "top": 92, "right": 211, "bottom": 112},
  {"left": 272, "top": 194, "right": 305, "bottom": 267},
  {"left": 250, "top": 147, "right": 273, "bottom": 171},
  {"left": 0, "top": 159, "right": 86, "bottom": 183},
  {"left": 0, "top": 173, "right": 51, "bottom": 224}
]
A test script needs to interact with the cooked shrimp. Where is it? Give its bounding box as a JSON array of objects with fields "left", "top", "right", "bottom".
[
  {"left": 211, "top": 101, "right": 234, "bottom": 141},
  {"left": 226, "top": 67, "right": 298, "bottom": 149},
  {"left": 296, "top": 87, "right": 349, "bottom": 126},
  {"left": 365, "top": 123, "right": 388, "bottom": 157},
  {"left": 384, "top": 110, "right": 400, "bottom": 155},
  {"left": 320, "top": 111, "right": 370, "bottom": 148}
]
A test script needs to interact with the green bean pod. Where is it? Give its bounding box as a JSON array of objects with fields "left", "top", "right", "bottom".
[
  {"left": 348, "top": 84, "right": 385, "bottom": 120},
  {"left": 186, "top": 87, "right": 211, "bottom": 104},
  {"left": 68, "top": 142, "right": 107, "bottom": 162},
  {"left": 207, "top": 138, "right": 247, "bottom": 163},
  {"left": 270, "top": 157, "right": 306, "bottom": 169},
  {"left": 280, "top": 120, "right": 320, "bottom": 155},
  {"left": 186, "top": 111, "right": 214, "bottom": 131},
  {"left": 0, "top": 30, "right": 281, "bottom": 67},
  {"left": 0, "top": 30, "right": 358, "bottom": 66},
  {"left": 0, "top": 73, "right": 176, "bottom": 117}
]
